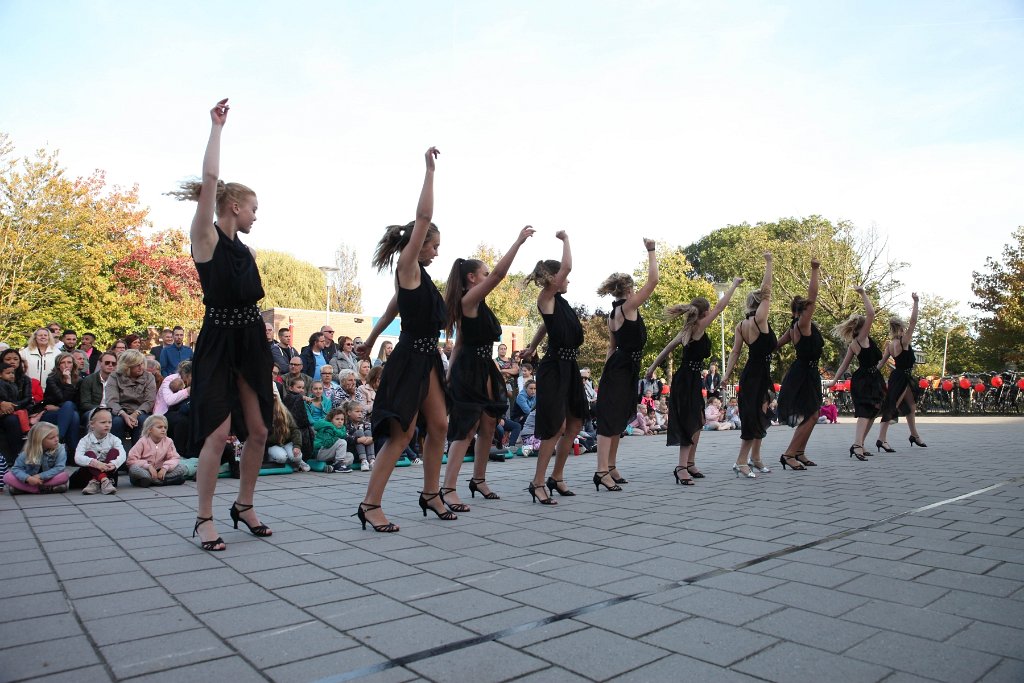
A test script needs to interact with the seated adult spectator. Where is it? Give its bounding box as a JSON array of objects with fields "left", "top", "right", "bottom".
[
  {"left": 145, "top": 358, "right": 164, "bottom": 389},
  {"left": 20, "top": 328, "right": 59, "bottom": 389},
  {"left": 123, "top": 334, "right": 143, "bottom": 351},
  {"left": 110, "top": 339, "right": 127, "bottom": 357},
  {"left": 156, "top": 360, "right": 192, "bottom": 457},
  {"left": 57, "top": 329, "right": 78, "bottom": 353},
  {"left": 356, "top": 359, "right": 371, "bottom": 387},
  {"left": 301, "top": 332, "right": 328, "bottom": 380},
  {"left": 495, "top": 343, "right": 519, "bottom": 401},
  {"left": 152, "top": 328, "right": 173, "bottom": 365},
  {"left": 373, "top": 341, "right": 393, "bottom": 368},
  {"left": 47, "top": 322, "right": 62, "bottom": 340},
  {"left": 271, "top": 327, "right": 299, "bottom": 374},
  {"left": 320, "top": 326, "right": 339, "bottom": 363},
  {"left": 0, "top": 349, "right": 36, "bottom": 465},
  {"left": 329, "top": 335, "right": 358, "bottom": 374},
  {"left": 39, "top": 352, "right": 82, "bottom": 453},
  {"left": 284, "top": 357, "right": 313, "bottom": 397},
  {"left": 335, "top": 369, "right": 357, "bottom": 404},
  {"left": 512, "top": 380, "right": 537, "bottom": 425},
  {"left": 317, "top": 365, "right": 344, "bottom": 404},
  {"left": 158, "top": 326, "right": 193, "bottom": 376},
  {"left": 105, "top": 350, "right": 156, "bottom": 444},
  {"left": 357, "top": 365, "right": 381, "bottom": 414},
  {"left": 78, "top": 351, "right": 116, "bottom": 422},
  {"left": 79, "top": 332, "right": 100, "bottom": 373},
  {"left": 71, "top": 349, "right": 90, "bottom": 377}
]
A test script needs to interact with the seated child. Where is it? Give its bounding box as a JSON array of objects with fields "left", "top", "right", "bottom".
[
  {"left": 640, "top": 389, "right": 657, "bottom": 412},
  {"left": 703, "top": 397, "right": 733, "bottom": 430},
  {"left": 73, "top": 407, "right": 125, "bottom": 494},
  {"left": 305, "top": 381, "right": 332, "bottom": 424},
  {"left": 282, "top": 375, "right": 314, "bottom": 458},
  {"left": 768, "top": 398, "right": 779, "bottom": 426},
  {"left": 725, "top": 397, "right": 741, "bottom": 429},
  {"left": 818, "top": 396, "right": 839, "bottom": 424},
  {"left": 3, "top": 422, "right": 70, "bottom": 494},
  {"left": 343, "top": 401, "right": 375, "bottom": 471},
  {"left": 313, "top": 407, "right": 353, "bottom": 473},
  {"left": 126, "top": 415, "right": 186, "bottom": 487},
  {"left": 627, "top": 403, "right": 653, "bottom": 435},
  {"left": 267, "top": 397, "right": 309, "bottom": 471},
  {"left": 167, "top": 377, "right": 185, "bottom": 393}
]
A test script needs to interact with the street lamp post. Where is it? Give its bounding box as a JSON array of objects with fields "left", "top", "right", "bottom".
[
  {"left": 713, "top": 282, "right": 729, "bottom": 368},
  {"left": 941, "top": 328, "right": 951, "bottom": 378},
  {"left": 318, "top": 266, "right": 341, "bottom": 325}
]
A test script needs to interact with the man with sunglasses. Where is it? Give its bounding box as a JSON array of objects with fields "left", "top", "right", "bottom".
[
  {"left": 77, "top": 351, "right": 118, "bottom": 424},
  {"left": 284, "top": 358, "right": 314, "bottom": 398},
  {"left": 320, "top": 325, "right": 338, "bottom": 363}
]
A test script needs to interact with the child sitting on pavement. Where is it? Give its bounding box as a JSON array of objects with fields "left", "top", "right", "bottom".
[
  {"left": 126, "top": 415, "right": 186, "bottom": 487},
  {"left": 343, "top": 400, "right": 375, "bottom": 471},
  {"left": 73, "top": 407, "right": 125, "bottom": 494},
  {"left": 313, "top": 407, "right": 353, "bottom": 473},
  {"left": 3, "top": 422, "right": 70, "bottom": 494}
]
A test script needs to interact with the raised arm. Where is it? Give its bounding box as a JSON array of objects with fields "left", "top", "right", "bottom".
[
  {"left": 622, "top": 238, "right": 659, "bottom": 316},
  {"left": 698, "top": 276, "right": 743, "bottom": 335},
  {"left": 356, "top": 294, "right": 398, "bottom": 359},
  {"left": 797, "top": 258, "right": 820, "bottom": 335},
  {"left": 904, "top": 292, "right": 919, "bottom": 345},
  {"left": 551, "top": 231, "right": 572, "bottom": 291},
  {"left": 463, "top": 226, "right": 535, "bottom": 309},
  {"left": 854, "top": 285, "right": 874, "bottom": 343},
  {"left": 646, "top": 331, "right": 684, "bottom": 379},
  {"left": 826, "top": 346, "right": 855, "bottom": 386},
  {"left": 722, "top": 324, "right": 744, "bottom": 383},
  {"left": 754, "top": 252, "right": 772, "bottom": 326},
  {"left": 191, "top": 99, "right": 229, "bottom": 263},
  {"left": 395, "top": 147, "right": 439, "bottom": 287}
]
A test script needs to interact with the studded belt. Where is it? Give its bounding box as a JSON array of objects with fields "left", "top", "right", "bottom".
[
  {"left": 204, "top": 304, "right": 262, "bottom": 328},
  {"left": 548, "top": 347, "right": 578, "bottom": 361},
  {"left": 467, "top": 344, "right": 493, "bottom": 360},
  {"left": 684, "top": 360, "right": 703, "bottom": 371},
  {"left": 400, "top": 334, "right": 439, "bottom": 355},
  {"left": 617, "top": 348, "right": 643, "bottom": 364}
]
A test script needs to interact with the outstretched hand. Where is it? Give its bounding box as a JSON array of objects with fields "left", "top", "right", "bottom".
[
  {"left": 732, "top": 276, "right": 744, "bottom": 287},
  {"left": 854, "top": 284, "right": 866, "bottom": 294},
  {"left": 811, "top": 257, "right": 820, "bottom": 269},
  {"left": 643, "top": 237, "right": 656, "bottom": 251},
  {"left": 518, "top": 225, "right": 536, "bottom": 244},
  {"left": 210, "top": 98, "right": 229, "bottom": 126},
  {"left": 911, "top": 291, "right": 919, "bottom": 303},
  {"left": 354, "top": 343, "right": 371, "bottom": 359},
  {"left": 425, "top": 146, "right": 440, "bottom": 171},
  {"left": 555, "top": 230, "right": 568, "bottom": 241},
  {"left": 763, "top": 251, "right": 772, "bottom": 262}
]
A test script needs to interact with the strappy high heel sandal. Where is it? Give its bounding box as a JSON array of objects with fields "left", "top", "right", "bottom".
[
  {"left": 673, "top": 466, "right": 695, "bottom": 486},
  {"left": 439, "top": 487, "right": 470, "bottom": 512},
  {"left": 352, "top": 502, "right": 399, "bottom": 532},
  {"left": 467, "top": 477, "right": 500, "bottom": 499},
  {"left": 593, "top": 471, "right": 622, "bottom": 492},
  {"left": 779, "top": 454, "right": 805, "bottom": 471},
  {"left": 193, "top": 516, "right": 225, "bottom": 552},
  {"left": 686, "top": 465, "right": 705, "bottom": 478},
  {"left": 794, "top": 451, "right": 817, "bottom": 466},
  {"left": 419, "top": 491, "right": 458, "bottom": 520},
  {"left": 875, "top": 439, "right": 896, "bottom": 453},
  {"left": 526, "top": 481, "right": 557, "bottom": 505},
  {"left": 849, "top": 444, "right": 868, "bottom": 461},
  {"left": 229, "top": 502, "right": 272, "bottom": 537},
  {"left": 909, "top": 435, "right": 928, "bottom": 447},
  {"left": 732, "top": 464, "right": 756, "bottom": 479},
  {"left": 748, "top": 459, "right": 772, "bottom": 473},
  {"left": 608, "top": 466, "right": 629, "bottom": 484},
  {"left": 546, "top": 476, "right": 575, "bottom": 496}
]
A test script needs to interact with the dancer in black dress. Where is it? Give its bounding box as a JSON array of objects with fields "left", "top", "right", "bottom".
[
  {"left": 775, "top": 257, "right": 823, "bottom": 470},
  {"left": 522, "top": 232, "right": 585, "bottom": 505},
  {"left": 592, "top": 238, "right": 659, "bottom": 492},
  {"left": 648, "top": 278, "right": 742, "bottom": 485},
  {"left": 171, "top": 99, "right": 274, "bottom": 551},
  {"left": 440, "top": 226, "right": 535, "bottom": 510},
  {"left": 354, "top": 147, "right": 449, "bottom": 532},
  {"left": 876, "top": 293, "right": 927, "bottom": 450},
  {"left": 723, "top": 253, "right": 775, "bottom": 478},
  {"left": 828, "top": 286, "right": 886, "bottom": 461}
]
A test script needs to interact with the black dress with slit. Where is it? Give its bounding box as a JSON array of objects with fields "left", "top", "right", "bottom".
[
  {"left": 881, "top": 343, "right": 922, "bottom": 423},
  {"left": 190, "top": 225, "right": 274, "bottom": 452},
  {"left": 371, "top": 265, "right": 448, "bottom": 440},
  {"left": 595, "top": 299, "right": 647, "bottom": 437},
  {"left": 448, "top": 301, "right": 507, "bottom": 441},
  {"left": 738, "top": 319, "right": 777, "bottom": 441},
  {"left": 777, "top": 320, "right": 824, "bottom": 427},
  {"left": 850, "top": 337, "right": 886, "bottom": 419},
  {"left": 666, "top": 333, "right": 710, "bottom": 447},
  {"left": 534, "top": 294, "right": 587, "bottom": 440}
]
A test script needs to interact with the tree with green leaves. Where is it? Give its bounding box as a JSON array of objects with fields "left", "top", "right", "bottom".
[
  {"left": 971, "top": 226, "right": 1024, "bottom": 367},
  {"left": 466, "top": 242, "right": 542, "bottom": 334},
  {"left": 254, "top": 250, "right": 332, "bottom": 311}
]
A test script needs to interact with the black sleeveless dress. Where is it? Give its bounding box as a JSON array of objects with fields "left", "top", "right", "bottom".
[
  {"left": 738, "top": 319, "right": 777, "bottom": 441},
  {"left": 448, "top": 300, "right": 508, "bottom": 441},
  {"left": 777, "top": 320, "right": 824, "bottom": 427},
  {"left": 881, "top": 344, "right": 922, "bottom": 422},
  {"left": 190, "top": 225, "right": 274, "bottom": 451},
  {"left": 371, "top": 265, "right": 448, "bottom": 439},
  {"left": 850, "top": 337, "right": 886, "bottom": 419},
  {"left": 595, "top": 299, "right": 647, "bottom": 437},
  {"left": 666, "top": 334, "right": 710, "bottom": 447},
  {"left": 535, "top": 294, "right": 588, "bottom": 440}
]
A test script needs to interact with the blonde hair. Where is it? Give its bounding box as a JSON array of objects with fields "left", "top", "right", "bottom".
[
  {"left": 833, "top": 314, "right": 866, "bottom": 345},
  {"left": 141, "top": 414, "right": 168, "bottom": 440},
  {"left": 665, "top": 297, "right": 710, "bottom": 346},
  {"left": 744, "top": 288, "right": 767, "bottom": 315},
  {"left": 889, "top": 316, "right": 906, "bottom": 339},
  {"left": 371, "top": 222, "right": 440, "bottom": 272},
  {"left": 26, "top": 328, "right": 54, "bottom": 354},
  {"left": 167, "top": 179, "right": 256, "bottom": 217},
  {"left": 596, "top": 273, "right": 634, "bottom": 299},
  {"left": 524, "top": 260, "right": 560, "bottom": 289},
  {"left": 116, "top": 349, "right": 146, "bottom": 374},
  {"left": 270, "top": 396, "right": 296, "bottom": 444},
  {"left": 22, "top": 422, "right": 59, "bottom": 467}
]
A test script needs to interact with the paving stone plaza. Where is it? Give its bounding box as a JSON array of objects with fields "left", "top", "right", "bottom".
[{"left": 1, "top": 416, "right": 1022, "bottom": 683}]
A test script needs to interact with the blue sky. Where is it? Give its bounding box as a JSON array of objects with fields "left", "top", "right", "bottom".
[{"left": 3, "top": 1, "right": 1022, "bottom": 317}]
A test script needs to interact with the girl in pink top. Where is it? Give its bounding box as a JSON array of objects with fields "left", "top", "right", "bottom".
[{"left": 127, "top": 415, "right": 186, "bottom": 487}]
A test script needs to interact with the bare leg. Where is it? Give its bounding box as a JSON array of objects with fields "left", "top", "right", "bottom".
[
  {"left": 595, "top": 434, "right": 618, "bottom": 488},
  {"left": 903, "top": 391, "right": 921, "bottom": 439},
  {"left": 531, "top": 425, "right": 562, "bottom": 503},
  {"left": 735, "top": 439, "right": 755, "bottom": 474},
  {"left": 467, "top": 414, "right": 499, "bottom": 496},
  {"left": 361, "top": 416, "right": 417, "bottom": 530},
  {"left": 549, "top": 416, "right": 583, "bottom": 490},
  {"left": 419, "top": 368, "right": 450, "bottom": 515},
  {"left": 233, "top": 377, "right": 270, "bottom": 529},
  {"left": 195, "top": 416, "right": 231, "bottom": 549},
  {"left": 686, "top": 429, "right": 703, "bottom": 473},
  {"left": 442, "top": 418, "right": 480, "bottom": 505}
]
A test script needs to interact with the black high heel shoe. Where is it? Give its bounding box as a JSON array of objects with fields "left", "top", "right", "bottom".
[
  {"left": 419, "top": 492, "right": 458, "bottom": 520},
  {"left": 608, "top": 467, "right": 629, "bottom": 484},
  {"left": 352, "top": 502, "right": 399, "bottom": 532},
  {"left": 875, "top": 439, "right": 896, "bottom": 453},
  {"left": 439, "top": 487, "right": 470, "bottom": 512},
  {"left": 526, "top": 481, "right": 557, "bottom": 504},
  {"left": 467, "top": 478, "right": 500, "bottom": 499},
  {"left": 779, "top": 454, "right": 806, "bottom": 471},
  {"left": 849, "top": 444, "right": 867, "bottom": 461},
  {"left": 686, "top": 465, "right": 705, "bottom": 478},
  {"left": 229, "top": 502, "right": 272, "bottom": 537},
  {"left": 673, "top": 466, "right": 695, "bottom": 486},
  {"left": 794, "top": 451, "right": 817, "bottom": 466},
  {"left": 909, "top": 435, "right": 928, "bottom": 447},
  {"left": 593, "top": 471, "right": 622, "bottom": 492},
  {"left": 193, "top": 516, "right": 225, "bottom": 551},
  {"left": 546, "top": 476, "right": 575, "bottom": 496}
]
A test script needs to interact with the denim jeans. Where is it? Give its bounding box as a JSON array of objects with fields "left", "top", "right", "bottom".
[{"left": 40, "top": 401, "right": 80, "bottom": 454}]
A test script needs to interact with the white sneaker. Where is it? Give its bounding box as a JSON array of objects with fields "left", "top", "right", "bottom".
[
  {"left": 83, "top": 479, "right": 101, "bottom": 495},
  {"left": 100, "top": 478, "right": 117, "bottom": 495},
  {"left": 412, "top": 457, "right": 423, "bottom": 465},
  {"left": 360, "top": 460, "right": 371, "bottom": 471}
]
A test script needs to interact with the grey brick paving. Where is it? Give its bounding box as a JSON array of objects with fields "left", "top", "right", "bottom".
[{"left": 1, "top": 416, "right": 1022, "bottom": 682}]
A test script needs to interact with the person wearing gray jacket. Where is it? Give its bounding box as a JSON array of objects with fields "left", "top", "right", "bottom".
[{"left": 104, "top": 350, "right": 156, "bottom": 444}]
